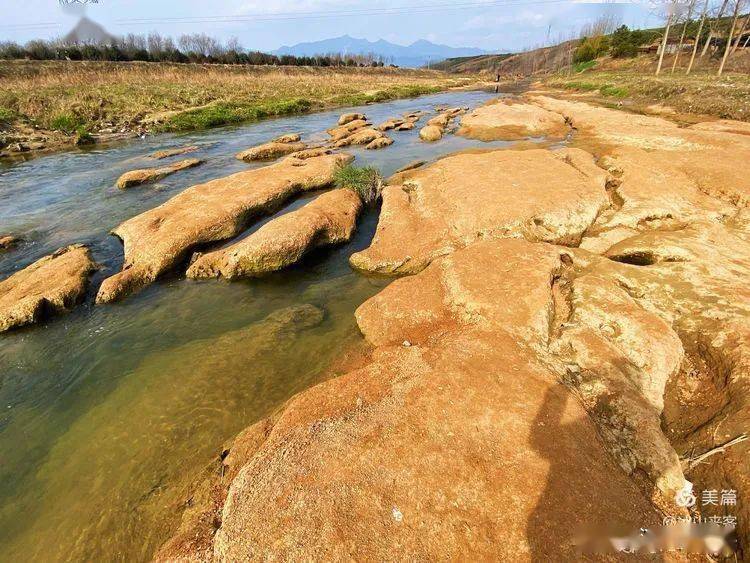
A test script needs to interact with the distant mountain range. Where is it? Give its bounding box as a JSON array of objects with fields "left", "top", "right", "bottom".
[{"left": 272, "top": 35, "right": 488, "bottom": 68}]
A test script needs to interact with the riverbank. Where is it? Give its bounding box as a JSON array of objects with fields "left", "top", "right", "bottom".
[
  {"left": 0, "top": 61, "right": 476, "bottom": 158},
  {"left": 543, "top": 55, "right": 750, "bottom": 122}
]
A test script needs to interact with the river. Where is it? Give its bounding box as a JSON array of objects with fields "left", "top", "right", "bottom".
[{"left": 0, "top": 90, "right": 518, "bottom": 561}]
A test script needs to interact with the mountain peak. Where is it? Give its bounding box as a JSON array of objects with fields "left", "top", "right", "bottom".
[{"left": 272, "top": 36, "right": 486, "bottom": 68}]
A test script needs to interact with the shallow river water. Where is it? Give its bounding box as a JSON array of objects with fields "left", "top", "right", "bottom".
[{"left": 0, "top": 90, "right": 516, "bottom": 561}]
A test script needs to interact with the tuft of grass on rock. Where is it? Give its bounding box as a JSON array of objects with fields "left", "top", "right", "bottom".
[
  {"left": 334, "top": 164, "right": 383, "bottom": 205},
  {"left": 74, "top": 125, "right": 94, "bottom": 145}
]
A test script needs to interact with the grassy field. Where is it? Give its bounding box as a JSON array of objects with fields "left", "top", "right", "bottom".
[
  {"left": 544, "top": 55, "right": 750, "bottom": 121},
  {"left": 0, "top": 61, "right": 475, "bottom": 144}
]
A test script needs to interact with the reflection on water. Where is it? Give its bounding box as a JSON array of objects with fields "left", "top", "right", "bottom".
[{"left": 0, "top": 90, "right": 514, "bottom": 561}]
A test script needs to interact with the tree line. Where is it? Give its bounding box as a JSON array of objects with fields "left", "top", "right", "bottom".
[
  {"left": 573, "top": 1, "right": 748, "bottom": 75},
  {"left": 0, "top": 32, "right": 390, "bottom": 67}
]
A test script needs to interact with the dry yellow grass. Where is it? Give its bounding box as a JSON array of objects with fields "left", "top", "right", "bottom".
[{"left": 0, "top": 60, "right": 475, "bottom": 134}]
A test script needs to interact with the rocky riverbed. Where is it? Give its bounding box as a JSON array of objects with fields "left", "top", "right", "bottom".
[{"left": 1, "top": 90, "right": 748, "bottom": 560}]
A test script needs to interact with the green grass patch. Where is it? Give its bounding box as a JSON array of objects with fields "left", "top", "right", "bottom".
[
  {"left": 559, "top": 81, "right": 599, "bottom": 92},
  {"left": 0, "top": 106, "right": 15, "bottom": 125},
  {"left": 159, "top": 98, "right": 315, "bottom": 132},
  {"left": 572, "top": 60, "right": 597, "bottom": 74},
  {"left": 334, "top": 164, "right": 383, "bottom": 205},
  {"left": 50, "top": 112, "right": 84, "bottom": 134},
  {"left": 599, "top": 84, "right": 629, "bottom": 98},
  {"left": 330, "top": 85, "right": 442, "bottom": 107},
  {"left": 74, "top": 125, "right": 94, "bottom": 145}
]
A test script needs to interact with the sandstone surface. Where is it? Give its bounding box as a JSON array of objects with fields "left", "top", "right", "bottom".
[
  {"left": 0, "top": 244, "right": 96, "bottom": 332},
  {"left": 115, "top": 158, "right": 203, "bottom": 189},
  {"left": 333, "top": 127, "right": 391, "bottom": 148},
  {"left": 157, "top": 239, "right": 662, "bottom": 562},
  {"left": 187, "top": 188, "right": 362, "bottom": 279},
  {"left": 349, "top": 147, "right": 608, "bottom": 275},
  {"left": 418, "top": 125, "right": 442, "bottom": 141},
  {"left": 149, "top": 145, "right": 199, "bottom": 160},
  {"left": 0, "top": 235, "right": 19, "bottom": 250},
  {"left": 235, "top": 141, "right": 306, "bottom": 162},
  {"left": 97, "top": 153, "right": 352, "bottom": 303},
  {"left": 458, "top": 98, "right": 569, "bottom": 141},
  {"left": 365, "top": 136, "right": 393, "bottom": 150},
  {"left": 273, "top": 133, "right": 302, "bottom": 143},
  {"left": 337, "top": 112, "right": 365, "bottom": 125},
  {"left": 327, "top": 119, "right": 369, "bottom": 141}
]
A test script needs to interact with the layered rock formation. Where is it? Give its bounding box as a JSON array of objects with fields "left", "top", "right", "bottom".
[
  {"left": 159, "top": 96, "right": 750, "bottom": 559},
  {"left": 0, "top": 235, "right": 19, "bottom": 251},
  {"left": 156, "top": 239, "right": 663, "bottom": 561},
  {"left": 187, "top": 189, "right": 362, "bottom": 279},
  {"left": 327, "top": 119, "right": 369, "bottom": 141},
  {"left": 350, "top": 148, "right": 608, "bottom": 274},
  {"left": 115, "top": 158, "right": 203, "bottom": 189},
  {"left": 149, "top": 145, "right": 199, "bottom": 160},
  {"left": 458, "top": 98, "right": 569, "bottom": 140},
  {"left": 235, "top": 141, "right": 306, "bottom": 162},
  {"left": 337, "top": 112, "right": 366, "bottom": 126},
  {"left": 332, "top": 127, "right": 393, "bottom": 150},
  {"left": 418, "top": 107, "right": 464, "bottom": 142},
  {"left": 97, "top": 153, "right": 352, "bottom": 303},
  {"left": 0, "top": 244, "right": 96, "bottom": 332}
]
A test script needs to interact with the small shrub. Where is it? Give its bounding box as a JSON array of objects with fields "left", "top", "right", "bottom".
[
  {"left": 74, "top": 126, "right": 94, "bottom": 145},
  {"left": 334, "top": 164, "right": 383, "bottom": 205},
  {"left": 574, "top": 35, "right": 610, "bottom": 63},
  {"left": 50, "top": 112, "right": 83, "bottom": 134},
  {"left": 0, "top": 107, "right": 15, "bottom": 125}
]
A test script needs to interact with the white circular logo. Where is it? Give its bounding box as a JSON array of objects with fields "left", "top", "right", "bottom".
[{"left": 675, "top": 482, "right": 696, "bottom": 508}]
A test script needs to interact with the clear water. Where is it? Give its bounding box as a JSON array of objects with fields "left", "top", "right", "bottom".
[{"left": 0, "top": 90, "right": 514, "bottom": 561}]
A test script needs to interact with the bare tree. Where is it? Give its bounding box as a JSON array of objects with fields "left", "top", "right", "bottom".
[
  {"left": 656, "top": 0, "right": 679, "bottom": 75},
  {"left": 718, "top": 0, "right": 745, "bottom": 75},
  {"left": 731, "top": 13, "right": 749, "bottom": 52},
  {"left": 701, "top": 0, "right": 729, "bottom": 56},
  {"left": 687, "top": 0, "right": 711, "bottom": 73},
  {"left": 226, "top": 37, "right": 243, "bottom": 53},
  {"left": 672, "top": 0, "right": 697, "bottom": 71}
]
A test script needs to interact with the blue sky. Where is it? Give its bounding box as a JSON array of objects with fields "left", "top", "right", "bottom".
[{"left": 2, "top": 1, "right": 661, "bottom": 52}]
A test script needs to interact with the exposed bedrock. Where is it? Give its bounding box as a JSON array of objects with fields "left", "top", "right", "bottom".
[
  {"left": 157, "top": 239, "right": 662, "bottom": 561},
  {"left": 332, "top": 127, "right": 392, "bottom": 149},
  {"left": 187, "top": 188, "right": 362, "bottom": 280},
  {"left": 337, "top": 112, "right": 366, "bottom": 125},
  {"left": 458, "top": 98, "right": 569, "bottom": 141},
  {"left": 96, "top": 153, "right": 353, "bottom": 304},
  {"left": 115, "top": 158, "right": 203, "bottom": 189},
  {"left": 349, "top": 147, "right": 608, "bottom": 275},
  {"left": 0, "top": 244, "right": 97, "bottom": 333},
  {"left": 0, "top": 235, "right": 19, "bottom": 251},
  {"left": 576, "top": 222, "right": 750, "bottom": 549},
  {"left": 156, "top": 96, "right": 750, "bottom": 559},
  {"left": 235, "top": 141, "right": 307, "bottom": 162},
  {"left": 327, "top": 119, "right": 369, "bottom": 141},
  {"left": 149, "top": 145, "right": 200, "bottom": 160}
]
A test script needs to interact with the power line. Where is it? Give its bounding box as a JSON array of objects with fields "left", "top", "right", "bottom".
[{"left": 113, "top": 0, "right": 604, "bottom": 25}]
